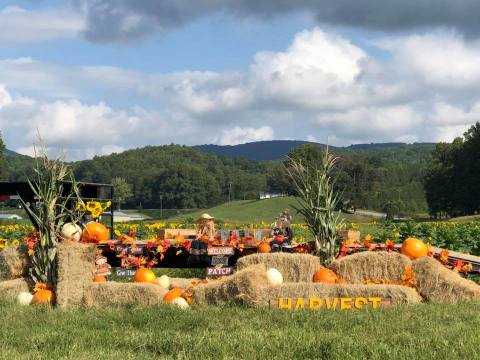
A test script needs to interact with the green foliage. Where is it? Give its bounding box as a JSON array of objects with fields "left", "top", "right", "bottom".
[
  {"left": 111, "top": 177, "right": 133, "bottom": 210},
  {"left": 1, "top": 299, "right": 480, "bottom": 359},
  {"left": 0, "top": 131, "right": 7, "bottom": 180},
  {"left": 425, "top": 122, "right": 480, "bottom": 217},
  {"left": 286, "top": 150, "right": 343, "bottom": 264}
]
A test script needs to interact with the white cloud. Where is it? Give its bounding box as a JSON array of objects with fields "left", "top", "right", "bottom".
[
  {"left": 0, "top": 6, "right": 84, "bottom": 46},
  {"left": 215, "top": 126, "right": 274, "bottom": 145}
]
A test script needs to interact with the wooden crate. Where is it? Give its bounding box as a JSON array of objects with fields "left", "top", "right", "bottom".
[{"left": 337, "top": 230, "right": 361, "bottom": 243}]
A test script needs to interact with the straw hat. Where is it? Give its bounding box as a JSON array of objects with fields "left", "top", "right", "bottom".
[{"left": 197, "top": 213, "right": 214, "bottom": 222}]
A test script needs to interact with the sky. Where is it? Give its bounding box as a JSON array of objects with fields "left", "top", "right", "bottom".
[{"left": 1, "top": 1, "right": 480, "bottom": 160}]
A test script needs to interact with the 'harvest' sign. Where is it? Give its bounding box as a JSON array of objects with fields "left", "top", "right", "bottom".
[{"left": 275, "top": 297, "right": 383, "bottom": 310}]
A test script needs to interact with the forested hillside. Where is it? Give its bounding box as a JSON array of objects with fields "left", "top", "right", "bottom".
[{"left": 2, "top": 138, "right": 434, "bottom": 215}]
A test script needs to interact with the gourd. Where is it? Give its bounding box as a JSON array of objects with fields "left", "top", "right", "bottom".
[{"left": 61, "top": 222, "right": 82, "bottom": 241}]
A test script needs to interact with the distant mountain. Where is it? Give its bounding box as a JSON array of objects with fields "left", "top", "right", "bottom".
[
  {"left": 4, "top": 149, "right": 20, "bottom": 157},
  {"left": 196, "top": 140, "right": 435, "bottom": 161}
]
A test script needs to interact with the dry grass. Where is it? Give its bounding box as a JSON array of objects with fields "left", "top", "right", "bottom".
[
  {"left": 192, "top": 264, "right": 269, "bottom": 306},
  {"left": 0, "top": 278, "right": 30, "bottom": 299},
  {"left": 55, "top": 241, "right": 97, "bottom": 308},
  {"left": 256, "top": 282, "right": 422, "bottom": 307},
  {"left": 330, "top": 251, "right": 412, "bottom": 284},
  {"left": 84, "top": 282, "right": 168, "bottom": 307},
  {"left": 169, "top": 277, "right": 201, "bottom": 290},
  {"left": 412, "top": 256, "right": 480, "bottom": 304},
  {"left": 236, "top": 253, "right": 321, "bottom": 283},
  {"left": 0, "top": 245, "right": 30, "bottom": 281}
]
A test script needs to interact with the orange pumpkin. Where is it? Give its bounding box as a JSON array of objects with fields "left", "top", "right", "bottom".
[
  {"left": 82, "top": 222, "right": 109, "bottom": 243},
  {"left": 93, "top": 274, "right": 107, "bottom": 282},
  {"left": 335, "top": 278, "right": 348, "bottom": 285},
  {"left": 313, "top": 268, "right": 338, "bottom": 284},
  {"left": 401, "top": 237, "right": 428, "bottom": 259},
  {"left": 163, "top": 288, "right": 184, "bottom": 303},
  {"left": 257, "top": 241, "right": 271, "bottom": 253},
  {"left": 134, "top": 267, "right": 156, "bottom": 283},
  {"left": 32, "top": 289, "right": 55, "bottom": 305}
]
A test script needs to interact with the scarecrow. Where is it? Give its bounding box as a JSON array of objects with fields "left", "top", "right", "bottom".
[
  {"left": 272, "top": 209, "right": 294, "bottom": 242},
  {"left": 188, "top": 213, "right": 215, "bottom": 266}
]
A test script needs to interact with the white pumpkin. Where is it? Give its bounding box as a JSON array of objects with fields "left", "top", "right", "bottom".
[
  {"left": 61, "top": 222, "right": 82, "bottom": 242},
  {"left": 172, "top": 297, "right": 190, "bottom": 310},
  {"left": 155, "top": 275, "right": 170, "bottom": 289},
  {"left": 17, "top": 292, "right": 33, "bottom": 306},
  {"left": 266, "top": 268, "right": 283, "bottom": 286}
]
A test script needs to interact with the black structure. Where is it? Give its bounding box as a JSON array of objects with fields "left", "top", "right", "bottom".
[{"left": 0, "top": 181, "right": 114, "bottom": 237}]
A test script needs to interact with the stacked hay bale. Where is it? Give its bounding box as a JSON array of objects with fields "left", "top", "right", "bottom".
[
  {"left": 412, "top": 256, "right": 480, "bottom": 303},
  {"left": 84, "top": 282, "right": 167, "bottom": 307},
  {"left": 55, "top": 241, "right": 97, "bottom": 308},
  {"left": 236, "top": 253, "right": 321, "bottom": 282},
  {"left": 330, "top": 251, "right": 412, "bottom": 284},
  {"left": 192, "top": 264, "right": 269, "bottom": 305},
  {"left": 0, "top": 245, "right": 30, "bottom": 281},
  {"left": 0, "top": 278, "right": 30, "bottom": 298},
  {"left": 256, "top": 283, "right": 422, "bottom": 307}
]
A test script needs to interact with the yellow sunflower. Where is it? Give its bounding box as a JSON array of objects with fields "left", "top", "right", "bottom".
[{"left": 12, "top": 240, "right": 20, "bottom": 247}]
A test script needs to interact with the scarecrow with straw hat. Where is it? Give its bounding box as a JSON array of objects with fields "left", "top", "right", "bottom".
[{"left": 188, "top": 213, "right": 215, "bottom": 266}]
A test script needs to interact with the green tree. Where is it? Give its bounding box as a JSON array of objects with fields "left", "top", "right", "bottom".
[
  {"left": 111, "top": 177, "right": 133, "bottom": 210},
  {"left": 0, "top": 131, "right": 7, "bottom": 180}
]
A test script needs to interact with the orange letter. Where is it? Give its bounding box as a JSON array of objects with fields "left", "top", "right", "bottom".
[
  {"left": 295, "top": 298, "right": 305, "bottom": 309},
  {"left": 325, "top": 298, "right": 339, "bottom": 309},
  {"left": 278, "top": 298, "right": 292, "bottom": 309},
  {"left": 354, "top": 297, "right": 368, "bottom": 309},
  {"left": 368, "top": 297, "right": 382, "bottom": 309},
  {"left": 309, "top": 297, "right": 322, "bottom": 310},
  {"left": 340, "top": 297, "right": 352, "bottom": 310}
]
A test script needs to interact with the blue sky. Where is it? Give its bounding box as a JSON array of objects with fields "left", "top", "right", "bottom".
[{"left": 0, "top": 1, "right": 480, "bottom": 159}]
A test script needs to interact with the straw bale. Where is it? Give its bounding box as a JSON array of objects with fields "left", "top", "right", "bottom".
[
  {"left": 0, "top": 245, "right": 30, "bottom": 281},
  {"left": 0, "top": 278, "right": 30, "bottom": 299},
  {"left": 236, "top": 253, "right": 321, "bottom": 282},
  {"left": 256, "top": 282, "right": 422, "bottom": 308},
  {"left": 169, "top": 277, "right": 201, "bottom": 290},
  {"left": 84, "top": 282, "right": 168, "bottom": 307},
  {"left": 55, "top": 241, "right": 97, "bottom": 308},
  {"left": 330, "top": 251, "right": 412, "bottom": 284},
  {"left": 192, "top": 264, "right": 269, "bottom": 306},
  {"left": 412, "top": 256, "right": 480, "bottom": 303}
]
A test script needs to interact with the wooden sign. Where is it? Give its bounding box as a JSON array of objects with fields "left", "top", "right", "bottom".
[
  {"left": 115, "top": 268, "right": 136, "bottom": 277},
  {"left": 211, "top": 256, "right": 229, "bottom": 266},
  {"left": 206, "top": 266, "right": 233, "bottom": 277},
  {"left": 115, "top": 245, "right": 144, "bottom": 255},
  {"left": 207, "top": 247, "right": 235, "bottom": 256}
]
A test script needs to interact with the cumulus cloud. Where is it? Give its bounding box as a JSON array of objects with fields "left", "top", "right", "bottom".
[
  {"left": 0, "top": 6, "right": 84, "bottom": 45},
  {"left": 74, "top": 0, "right": 480, "bottom": 42},
  {"left": 1, "top": 27, "right": 480, "bottom": 159}
]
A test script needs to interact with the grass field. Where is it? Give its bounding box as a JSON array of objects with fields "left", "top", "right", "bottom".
[
  {"left": 0, "top": 299, "right": 479, "bottom": 359},
  {"left": 166, "top": 197, "right": 372, "bottom": 225}
]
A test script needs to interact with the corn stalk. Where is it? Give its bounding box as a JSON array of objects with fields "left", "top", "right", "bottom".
[
  {"left": 286, "top": 150, "right": 343, "bottom": 265},
  {"left": 19, "top": 149, "right": 83, "bottom": 287}
]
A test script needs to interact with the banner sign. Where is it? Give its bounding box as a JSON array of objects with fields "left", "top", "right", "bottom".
[
  {"left": 207, "top": 247, "right": 235, "bottom": 256},
  {"left": 115, "top": 268, "right": 137, "bottom": 277},
  {"left": 206, "top": 266, "right": 233, "bottom": 276}
]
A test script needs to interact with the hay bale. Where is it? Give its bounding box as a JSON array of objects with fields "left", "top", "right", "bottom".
[
  {"left": 412, "top": 256, "right": 480, "bottom": 303},
  {"left": 257, "top": 283, "right": 422, "bottom": 308},
  {"left": 84, "top": 282, "right": 168, "bottom": 307},
  {"left": 192, "top": 264, "right": 268, "bottom": 305},
  {"left": 0, "top": 246, "right": 30, "bottom": 281},
  {"left": 169, "top": 277, "right": 201, "bottom": 290},
  {"left": 55, "top": 241, "right": 97, "bottom": 308},
  {"left": 0, "top": 278, "right": 30, "bottom": 299},
  {"left": 330, "top": 252, "right": 412, "bottom": 283},
  {"left": 236, "top": 253, "right": 321, "bottom": 282}
]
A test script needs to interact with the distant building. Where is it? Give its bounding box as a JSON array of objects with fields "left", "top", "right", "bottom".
[
  {"left": 112, "top": 211, "right": 149, "bottom": 223},
  {"left": 259, "top": 192, "right": 288, "bottom": 200},
  {"left": 0, "top": 214, "right": 22, "bottom": 220}
]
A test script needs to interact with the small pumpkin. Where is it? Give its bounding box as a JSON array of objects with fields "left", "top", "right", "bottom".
[
  {"left": 32, "top": 285, "right": 55, "bottom": 305},
  {"left": 93, "top": 274, "right": 107, "bottom": 283},
  {"left": 257, "top": 241, "right": 271, "bottom": 253},
  {"left": 134, "top": 267, "right": 156, "bottom": 283},
  {"left": 401, "top": 237, "right": 428, "bottom": 259},
  {"left": 266, "top": 268, "right": 283, "bottom": 286},
  {"left": 313, "top": 268, "right": 338, "bottom": 284},
  {"left": 61, "top": 222, "right": 82, "bottom": 242},
  {"left": 163, "top": 288, "right": 184, "bottom": 303},
  {"left": 82, "top": 222, "right": 109, "bottom": 243}
]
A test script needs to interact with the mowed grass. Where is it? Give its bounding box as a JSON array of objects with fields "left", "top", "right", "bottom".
[
  {"left": 0, "top": 300, "right": 479, "bottom": 359},
  {"left": 167, "top": 197, "right": 372, "bottom": 225}
]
